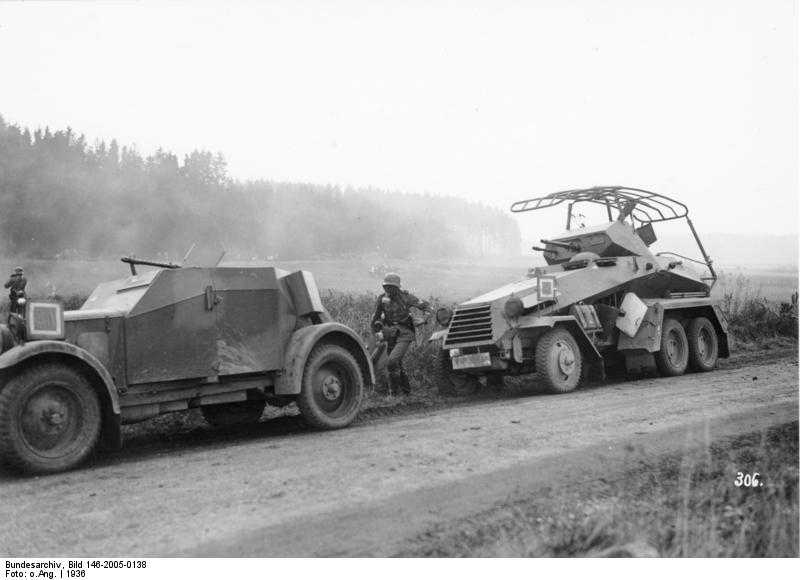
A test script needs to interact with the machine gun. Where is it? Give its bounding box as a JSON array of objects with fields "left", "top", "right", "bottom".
[{"left": 121, "top": 256, "right": 181, "bottom": 276}]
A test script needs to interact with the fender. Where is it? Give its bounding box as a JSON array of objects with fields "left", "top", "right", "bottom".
[
  {"left": 275, "top": 322, "right": 375, "bottom": 395},
  {"left": 516, "top": 315, "right": 603, "bottom": 363},
  {"left": 0, "top": 340, "right": 121, "bottom": 415},
  {"left": 619, "top": 299, "right": 730, "bottom": 358}
]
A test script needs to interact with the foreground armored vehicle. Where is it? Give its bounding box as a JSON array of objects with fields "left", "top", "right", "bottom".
[
  {"left": 0, "top": 258, "right": 373, "bottom": 473},
  {"left": 432, "top": 186, "right": 728, "bottom": 393}
]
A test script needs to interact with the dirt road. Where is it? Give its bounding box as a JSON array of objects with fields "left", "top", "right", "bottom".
[{"left": 1, "top": 348, "right": 797, "bottom": 557}]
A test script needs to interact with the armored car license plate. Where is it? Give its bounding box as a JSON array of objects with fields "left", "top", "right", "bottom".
[{"left": 451, "top": 352, "right": 491, "bottom": 370}]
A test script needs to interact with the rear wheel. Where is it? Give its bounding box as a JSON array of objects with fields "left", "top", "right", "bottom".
[
  {"left": 535, "top": 327, "right": 583, "bottom": 393},
  {"left": 687, "top": 317, "right": 719, "bottom": 372},
  {"left": 201, "top": 400, "right": 266, "bottom": 427},
  {"left": 655, "top": 318, "right": 689, "bottom": 376},
  {"left": 0, "top": 364, "right": 101, "bottom": 474},
  {"left": 297, "top": 343, "right": 363, "bottom": 429}
]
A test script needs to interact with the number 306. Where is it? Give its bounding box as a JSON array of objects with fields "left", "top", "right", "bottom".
[{"left": 734, "top": 472, "right": 761, "bottom": 487}]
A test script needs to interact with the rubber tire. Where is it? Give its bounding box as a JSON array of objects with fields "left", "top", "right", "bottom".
[
  {"left": 297, "top": 343, "right": 363, "bottom": 430},
  {"left": 433, "top": 350, "right": 480, "bottom": 396},
  {"left": 0, "top": 364, "right": 101, "bottom": 474},
  {"left": 655, "top": 317, "right": 689, "bottom": 376},
  {"left": 201, "top": 400, "right": 266, "bottom": 427},
  {"left": 687, "top": 317, "right": 719, "bottom": 372},
  {"left": 535, "top": 327, "right": 583, "bottom": 394}
]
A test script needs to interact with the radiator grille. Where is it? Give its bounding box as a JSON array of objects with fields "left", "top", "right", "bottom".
[{"left": 444, "top": 304, "right": 493, "bottom": 346}]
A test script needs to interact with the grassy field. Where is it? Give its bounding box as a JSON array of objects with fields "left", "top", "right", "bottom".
[
  {"left": 1, "top": 255, "right": 796, "bottom": 304},
  {"left": 0, "top": 256, "right": 526, "bottom": 303},
  {"left": 714, "top": 268, "right": 799, "bottom": 303},
  {"left": 400, "top": 422, "right": 799, "bottom": 557}
]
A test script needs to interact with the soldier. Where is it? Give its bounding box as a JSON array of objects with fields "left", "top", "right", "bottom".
[
  {"left": 372, "top": 273, "right": 431, "bottom": 396},
  {"left": 4, "top": 266, "right": 27, "bottom": 316}
]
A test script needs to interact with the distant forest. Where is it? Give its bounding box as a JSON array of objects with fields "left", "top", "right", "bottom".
[{"left": 0, "top": 115, "right": 520, "bottom": 261}]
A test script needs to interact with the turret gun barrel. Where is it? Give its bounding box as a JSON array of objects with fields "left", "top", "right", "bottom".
[{"left": 540, "top": 238, "right": 580, "bottom": 251}]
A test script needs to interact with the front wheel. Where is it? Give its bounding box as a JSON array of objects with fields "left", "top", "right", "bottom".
[
  {"left": 535, "top": 327, "right": 583, "bottom": 393},
  {"left": 297, "top": 343, "right": 364, "bottom": 429},
  {"left": 0, "top": 364, "right": 101, "bottom": 474}
]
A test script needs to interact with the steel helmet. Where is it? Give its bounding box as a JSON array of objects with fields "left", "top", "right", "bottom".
[
  {"left": 13, "top": 266, "right": 23, "bottom": 274},
  {"left": 382, "top": 273, "right": 401, "bottom": 288}
]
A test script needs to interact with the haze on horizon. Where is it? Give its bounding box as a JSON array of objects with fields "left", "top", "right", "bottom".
[{"left": 0, "top": 0, "right": 797, "bottom": 243}]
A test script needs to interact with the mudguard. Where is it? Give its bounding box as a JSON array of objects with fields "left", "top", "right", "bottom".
[
  {"left": 517, "top": 315, "right": 603, "bottom": 363},
  {"left": 0, "top": 340, "right": 120, "bottom": 414},
  {"left": 617, "top": 303, "right": 665, "bottom": 352},
  {"left": 619, "top": 299, "right": 730, "bottom": 358},
  {"left": 275, "top": 322, "right": 375, "bottom": 395}
]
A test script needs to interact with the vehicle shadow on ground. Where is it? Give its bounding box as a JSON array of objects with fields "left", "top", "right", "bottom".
[
  {"left": 97, "top": 415, "right": 313, "bottom": 468},
  {"left": 0, "top": 416, "right": 314, "bottom": 481}
]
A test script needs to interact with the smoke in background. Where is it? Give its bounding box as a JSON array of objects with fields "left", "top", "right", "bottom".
[{"left": 0, "top": 115, "right": 521, "bottom": 261}]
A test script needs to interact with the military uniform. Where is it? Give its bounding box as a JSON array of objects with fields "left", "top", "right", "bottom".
[
  {"left": 372, "top": 275, "right": 430, "bottom": 395},
  {"left": 4, "top": 269, "right": 27, "bottom": 316}
]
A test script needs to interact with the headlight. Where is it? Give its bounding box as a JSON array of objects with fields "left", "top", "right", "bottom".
[
  {"left": 504, "top": 296, "right": 524, "bottom": 318},
  {"left": 17, "top": 297, "right": 26, "bottom": 306},
  {"left": 436, "top": 307, "right": 453, "bottom": 326},
  {"left": 449, "top": 348, "right": 461, "bottom": 358}
]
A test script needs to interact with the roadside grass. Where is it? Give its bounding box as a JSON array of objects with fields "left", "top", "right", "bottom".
[
  {"left": 400, "top": 422, "right": 799, "bottom": 557},
  {"left": 719, "top": 273, "right": 798, "bottom": 347}
]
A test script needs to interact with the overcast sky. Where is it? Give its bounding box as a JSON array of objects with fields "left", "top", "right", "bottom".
[{"left": 0, "top": 0, "right": 796, "bottom": 239}]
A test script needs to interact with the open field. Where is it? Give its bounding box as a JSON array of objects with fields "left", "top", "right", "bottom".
[
  {"left": 0, "top": 256, "right": 796, "bottom": 303},
  {"left": 714, "top": 268, "right": 799, "bottom": 303},
  {"left": 0, "top": 256, "right": 523, "bottom": 303}
]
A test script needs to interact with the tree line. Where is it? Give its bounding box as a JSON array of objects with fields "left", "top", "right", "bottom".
[{"left": 0, "top": 115, "right": 521, "bottom": 261}]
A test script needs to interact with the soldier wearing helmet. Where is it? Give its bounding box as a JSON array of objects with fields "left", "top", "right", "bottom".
[
  {"left": 372, "top": 273, "right": 431, "bottom": 396},
  {"left": 4, "top": 266, "right": 27, "bottom": 316}
]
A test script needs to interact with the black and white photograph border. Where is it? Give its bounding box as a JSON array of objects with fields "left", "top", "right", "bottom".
[{"left": 0, "top": 0, "right": 797, "bottom": 571}]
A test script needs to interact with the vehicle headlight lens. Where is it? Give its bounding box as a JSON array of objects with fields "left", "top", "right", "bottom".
[
  {"left": 504, "top": 296, "right": 524, "bottom": 318},
  {"left": 436, "top": 307, "right": 453, "bottom": 326},
  {"left": 449, "top": 348, "right": 461, "bottom": 358}
]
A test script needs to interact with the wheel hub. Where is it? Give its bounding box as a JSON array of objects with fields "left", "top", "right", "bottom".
[
  {"left": 21, "top": 385, "right": 80, "bottom": 451},
  {"left": 698, "top": 329, "right": 711, "bottom": 359},
  {"left": 666, "top": 330, "right": 683, "bottom": 363},
  {"left": 556, "top": 340, "right": 576, "bottom": 376},
  {"left": 321, "top": 375, "right": 342, "bottom": 401},
  {"left": 44, "top": 408, "right": 66, "bottom": 427}
]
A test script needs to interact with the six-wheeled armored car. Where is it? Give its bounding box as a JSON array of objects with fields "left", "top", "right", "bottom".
[{"left": 431, "top": 187, "right": 729, "bottom": 394}]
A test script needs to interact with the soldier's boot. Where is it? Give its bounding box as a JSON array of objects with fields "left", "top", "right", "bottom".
[
  {"left": 386, "top": 372, "right": 400, "bottom": 397},
  {"left": 399, "top": 371, "right": 411, "bottom": 396}
]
